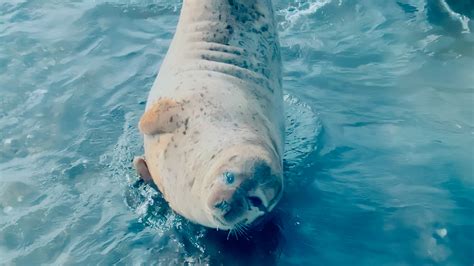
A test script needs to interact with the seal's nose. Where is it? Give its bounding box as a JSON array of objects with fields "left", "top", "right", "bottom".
[
  {"left": 214, "top": 200, "right": 231, "bottom": 214},
  {"left": 247, "top": 195, "right": 266, "bottom": 212},
  {"left": 214, "top": 196, "right": 247, "bottom": 223}
]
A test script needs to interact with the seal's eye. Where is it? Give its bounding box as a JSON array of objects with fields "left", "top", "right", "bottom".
[{"left": 223, "top": 171, "right": 235, "bottom": 184}]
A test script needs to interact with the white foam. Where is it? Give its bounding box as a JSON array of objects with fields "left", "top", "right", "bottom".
[
  {"left": 279, "top": 0, "right": 333, "bottom": 29},
  {"left": 436, "top": 228, "right": 448, "bottom": 238}
]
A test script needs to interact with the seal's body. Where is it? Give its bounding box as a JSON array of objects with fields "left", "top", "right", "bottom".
[{"left": 134, "top": 0, "right": 284, "bottom": 230}]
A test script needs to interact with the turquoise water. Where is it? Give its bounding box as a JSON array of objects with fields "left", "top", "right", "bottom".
[{"left": 1, "top": 0, "right": 473, "bottom": 264}]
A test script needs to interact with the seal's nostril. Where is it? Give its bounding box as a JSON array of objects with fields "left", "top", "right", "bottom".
[
  {"left": 248, "top": 196, "right": 264, "bottom": 210},
  {"left": 214, "top": 200, "right": 230, "bottom": 213}
]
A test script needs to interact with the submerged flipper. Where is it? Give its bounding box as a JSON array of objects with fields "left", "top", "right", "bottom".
[{"left": 139, "top": 98, "right": 186, "bottom": 135}]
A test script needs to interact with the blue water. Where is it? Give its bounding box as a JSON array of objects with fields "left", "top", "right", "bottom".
[{"left": 1, "top": 0, "right": 473, "bottom": 264}]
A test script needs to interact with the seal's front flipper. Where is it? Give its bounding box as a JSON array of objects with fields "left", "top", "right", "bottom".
[
  {"left": 133, "top": 156, "right": 153, "bottom": 183},
  {"left": 139, "top": 98, "right": 185, "bottom": 135}
]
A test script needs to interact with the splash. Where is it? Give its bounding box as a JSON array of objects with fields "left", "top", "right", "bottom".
[
  {"left": 439, "top": 0, "right": 471, "bottom": 33},
  {"left": 109, "top": 93, "right": 321, "bottom": 262},
  {"left": 278, "top": 0, "right": 333, "bottom": 30}
]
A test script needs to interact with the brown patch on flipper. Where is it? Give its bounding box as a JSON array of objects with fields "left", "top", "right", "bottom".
[
  {"left": 133, "top": 156, "right": 153, "bottom": 183},
  {"left": 139, "top": 98, "right": 185, "bottom": 135}
]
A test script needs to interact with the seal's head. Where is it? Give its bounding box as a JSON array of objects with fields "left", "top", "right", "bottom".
[{"left": 202, "top": 145, "right": 283, "bottom": 230}]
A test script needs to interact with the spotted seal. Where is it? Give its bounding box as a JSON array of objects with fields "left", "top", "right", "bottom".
[{"left": 134, "top": 0, "right": 284, "bottom": 230}]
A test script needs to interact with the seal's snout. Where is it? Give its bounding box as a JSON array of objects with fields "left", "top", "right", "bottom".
[
  {"left": 205, "top": 148, "right": 283, "bottom": 229},
  {"left": 207, "top": 165, "right": 283, "bottom": 229},
  {"left": 211, "top": 190, "right": 247, "bottom": 224}
]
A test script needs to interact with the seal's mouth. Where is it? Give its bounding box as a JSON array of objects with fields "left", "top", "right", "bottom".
[
  {"left": 212, "top": 214, "right": 238, "bottom": 230},
  {"left": 212, "top": 213, "right": 251, "bottom": 230},
  {"left": 212, "top": 210, "right": 273, "bottom": 233},
  {"left": 210, "top": 193, "right": 270, "bottom": 230}
]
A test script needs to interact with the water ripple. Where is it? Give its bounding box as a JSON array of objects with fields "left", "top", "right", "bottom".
[{"left": 1, "top": 0, "right": 473, "bottom": 264}]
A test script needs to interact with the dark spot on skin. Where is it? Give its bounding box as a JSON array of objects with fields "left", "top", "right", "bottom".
[
  {"left": 228, "top": 155, "right": 237, "bottom": 162},
  {"left": 234, "top": 123, "right": 238, "bottom": 127},
  {"left": 174, "top": 144, "right": 178, "bottom": 148},
  {"left": 211, "top": 154, "right": 216, "bottom": 160},
  {"left": 183, "top": 131, "right": 187, "bottom": 135},
  {"left": 200, "top": 93, "right": 204, "bottom": 98},
  {"left": 169, "top": 116, "right": 174, "bottom": 123},
  {"left": 253, "top": 162, "right": 272, "bottom": 185},
  {"left": 226, "top": 25, "right": 234, "bottom": 34},
  {"left": 200, "top": 108, "right": 204, "bottom": 112},
  {"left": 184, "top": 117, "right": 190, "bottom": 130}
]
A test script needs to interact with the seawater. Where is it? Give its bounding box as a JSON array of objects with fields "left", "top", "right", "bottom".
[{"left": 0, "top": 0, "right": 473, "bottom": 265}]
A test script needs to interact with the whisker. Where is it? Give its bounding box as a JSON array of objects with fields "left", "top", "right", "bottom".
[
  {"left": 239, "top": 224, "right": 246, "bottom": 238},
  {"left": 239, "top": 225, "right": 249, "bottom": 240},
  {"left": 243, "top": 231, "right": 250, "bottom": 240},
  {"left": 275, "top": 222, "right": 284, "bottom": 233},
  {"left": 236, "top": 222, "right": 250, "bottom": 240},
  {"left": 235, "top": 226, "right": 241, "bottom": 239},
  {"left": 258, "top": 179, "right": 274, "bottom": 187},
  {"left": 243, "top": 224, "right": 251, "bottom": 240}
]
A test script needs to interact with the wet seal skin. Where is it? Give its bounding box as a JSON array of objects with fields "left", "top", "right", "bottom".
[{"left": 134, "top": 0, "right": 285, "bottom": 231}]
